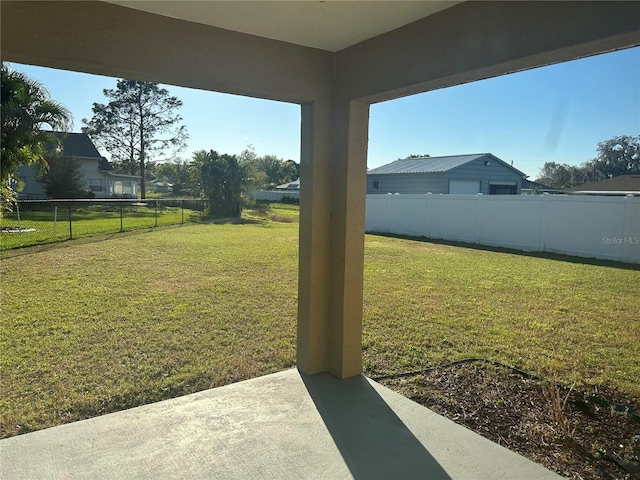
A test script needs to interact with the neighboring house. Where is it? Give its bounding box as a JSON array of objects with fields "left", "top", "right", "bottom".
[
  {"left": 521, "top": 179, "right": 564, "bottom": 194},
  {"left": 16, "top": 132, "right": 140, "bottom": 199},
  {"left": 276, "top": 178, "right": 300, "bottom": 190},
  {"left": 567, "top": 175, "right": 640, "bottom": 196},
  {"left": 367, "top": 153, "right": 526, "bottom": 195},
  {"left": 148, "top": 178, "right": 173, "bottom": 193}
]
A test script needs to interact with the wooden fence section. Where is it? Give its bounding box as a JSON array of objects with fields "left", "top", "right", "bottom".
[{"left": 365, "top": 193, "right": 640, "bottom": 264}]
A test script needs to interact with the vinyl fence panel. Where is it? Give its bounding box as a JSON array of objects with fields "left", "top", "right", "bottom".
[{"left": 365, "top": 193, "right": 640, "bottom": 264}]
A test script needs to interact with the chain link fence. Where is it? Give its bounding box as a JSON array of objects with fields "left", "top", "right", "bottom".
[{"left": 1, "top": 199, "right": 205, "bottom": 251}]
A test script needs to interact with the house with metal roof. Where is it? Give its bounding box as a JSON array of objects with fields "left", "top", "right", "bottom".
[
  {"left": 367, "top": 153, "right": 526, "bottom": 195},
  {"left": 16, "top": 132, "right": 141, "bottom": 199}
]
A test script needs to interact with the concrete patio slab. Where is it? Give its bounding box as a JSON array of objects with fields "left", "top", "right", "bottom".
[{"left": 0, "top": 369, "right": 560, "bottom": 479}]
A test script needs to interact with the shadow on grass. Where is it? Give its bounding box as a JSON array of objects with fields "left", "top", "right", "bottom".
[
  {"left": 204, "top": 216, "right": 264, "bottom": 225},
  {"left": 368, "top": 232, "right": 640, "bottom": 271}
]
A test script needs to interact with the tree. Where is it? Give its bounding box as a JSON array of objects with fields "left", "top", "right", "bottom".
[
  {"left": 586, "top": 135, "right": 640, "bottom": 179},
  {"left": 536, "top": 135, "right": 640, "bottom": 189},
  {"left": 82, "top": 79, "right": 188, "bottom": 199},
  {"left": 284, "top": 159, "right": 300, "bottom": 180},
  {"left": 238, "top": 146, "right": 266, "bottom": 191},
  {"left": 239, "top": 148, "right": 299, "bottom": 190},
  {"left": 535, "top": 162, "right": 587, "bottom": 189},
  {"left": 155, "top": 159, "right": 193, "bottom": 195},
  {"left": 1, "top": 62, "right": 71, "bottom": 204},
  {"left": 38, "top": 152, "right": 88, "bottom": 199},
  {"left": 191, "top": 150, "right": 244, "bottom": 217}
]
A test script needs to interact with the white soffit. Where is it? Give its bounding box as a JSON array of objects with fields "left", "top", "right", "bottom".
[{"left": 106, "top": 1, "right": 460, "bottom": 52}]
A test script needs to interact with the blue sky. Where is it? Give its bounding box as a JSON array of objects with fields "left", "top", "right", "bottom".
[{"left": 9, "top": 46, "right": 639, "bottom": 179}]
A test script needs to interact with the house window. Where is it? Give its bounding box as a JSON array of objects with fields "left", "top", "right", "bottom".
[
  {"left": 373, "top": 180, "right": 380, "bottom": 189},
  {"left": 88, "top": 178, "right": 103, "bottom": 192},
  {"left": 113, "top": 181, "right": 136, "bottom": 197}
]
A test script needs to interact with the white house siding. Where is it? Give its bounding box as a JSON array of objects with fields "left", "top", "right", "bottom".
[
  {"left": 77, "top": 158, "right": 107, "bottom": 197},
  {"left": 16, "top": 158, "right": 105, "bottom": 199},
  {"left": 16, "top": 164, "right": 48, "bottom": 199}
]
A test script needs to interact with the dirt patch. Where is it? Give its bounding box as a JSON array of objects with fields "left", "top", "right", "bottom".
[{"left": 379, "top": 362, "right": 639, "bottom": 479}]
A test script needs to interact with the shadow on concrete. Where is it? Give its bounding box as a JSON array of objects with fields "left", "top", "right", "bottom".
[{"left": 301, "top": 372, "right": 452, "bottom": 480}]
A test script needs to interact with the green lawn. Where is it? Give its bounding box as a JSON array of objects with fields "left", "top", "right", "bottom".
[
  {"left": 1, "top": 203, "right": 638, "bottom": 437},
  {"left": 1, "top": 202, "right": 203, "bottom": 250}
]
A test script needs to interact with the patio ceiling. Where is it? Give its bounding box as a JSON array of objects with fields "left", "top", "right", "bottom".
[{"left": 106, "top": 1, "right": 461, "bottom": 52}]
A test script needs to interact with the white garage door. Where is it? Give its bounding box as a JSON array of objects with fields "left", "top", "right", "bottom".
[{"left": 449, "top": 180, "right": 481, "bottom": 194}]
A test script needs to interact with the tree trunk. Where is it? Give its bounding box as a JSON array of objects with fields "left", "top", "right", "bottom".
[{"left": 139, "top": 137, "right": 146, "bottom": 200}]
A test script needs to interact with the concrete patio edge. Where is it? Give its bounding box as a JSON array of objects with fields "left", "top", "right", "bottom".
[{"left": 0, "top": 368, "right": 561, "bottom": 479}]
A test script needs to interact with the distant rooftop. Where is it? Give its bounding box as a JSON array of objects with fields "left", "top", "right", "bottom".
[
  {"left": 276, "top": 178, "right": 300, "bottom": 190},
  {"left": 368, "top": 153, "right": 524, "bottom": 176},
  {"left": 568, "top": 175, "right": 640, "bottom": 194},
  {"left": 521, "top": 179, "right": 563, "bottom": 193}
]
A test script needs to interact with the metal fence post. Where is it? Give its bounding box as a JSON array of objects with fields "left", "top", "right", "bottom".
[
  {"left": 120, "top": 203, "right": 124, "bottom": 232},
  {"left": 181, "top": 199, "right": 184, "bottom": 224},
  {"left": 68, "top": 201, "right": 73, "bottom": 240},
  {"left": 154, "top": 201, "right": 158, "bottom": 227}
]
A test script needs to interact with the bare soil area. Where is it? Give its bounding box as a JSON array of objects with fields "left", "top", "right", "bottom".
[{"left": 379, "top": 362, "right": 640, "bottom": 479}]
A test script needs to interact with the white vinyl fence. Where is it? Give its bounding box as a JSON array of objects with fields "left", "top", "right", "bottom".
[
  {"left": 249, "top": 190, "right": 300, "bottom": 202},
  {"left": 366, "top": 193, "right": 640, "bottom": 264}
]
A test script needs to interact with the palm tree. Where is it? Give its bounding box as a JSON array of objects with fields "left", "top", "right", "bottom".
[{"left": 1, "top": 62, "right": 71, "bottom": 203}]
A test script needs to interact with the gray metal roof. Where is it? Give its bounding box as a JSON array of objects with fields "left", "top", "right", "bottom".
[{"left": 368, "top": 154, "right": 491, "bottom": 174}]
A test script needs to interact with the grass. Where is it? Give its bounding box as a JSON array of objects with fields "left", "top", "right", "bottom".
[
  {"left": 1, "top": 202, "right": 203, "bottom": 251},
  {"left": 362, "top": 237, "right": 640, "bottom": 395},
  {"left": 1, "top": 203, "right": 638, "bottom": 438}
]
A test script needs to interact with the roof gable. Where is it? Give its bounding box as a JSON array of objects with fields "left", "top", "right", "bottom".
[
  {"left": 368, "top": 153, "right": 525, "bottom": 176},
  {"left": 49, "top": 132, "right": 104, "bottom": 159}
]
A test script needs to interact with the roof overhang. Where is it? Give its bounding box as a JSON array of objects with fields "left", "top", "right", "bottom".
[{"left": 105, "top": 172, "right": 142, "bottom": 180}]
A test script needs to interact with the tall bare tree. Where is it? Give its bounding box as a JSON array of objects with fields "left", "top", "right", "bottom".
[{"left": 82, "top": 80, "right": 188, "bottom": 198}]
